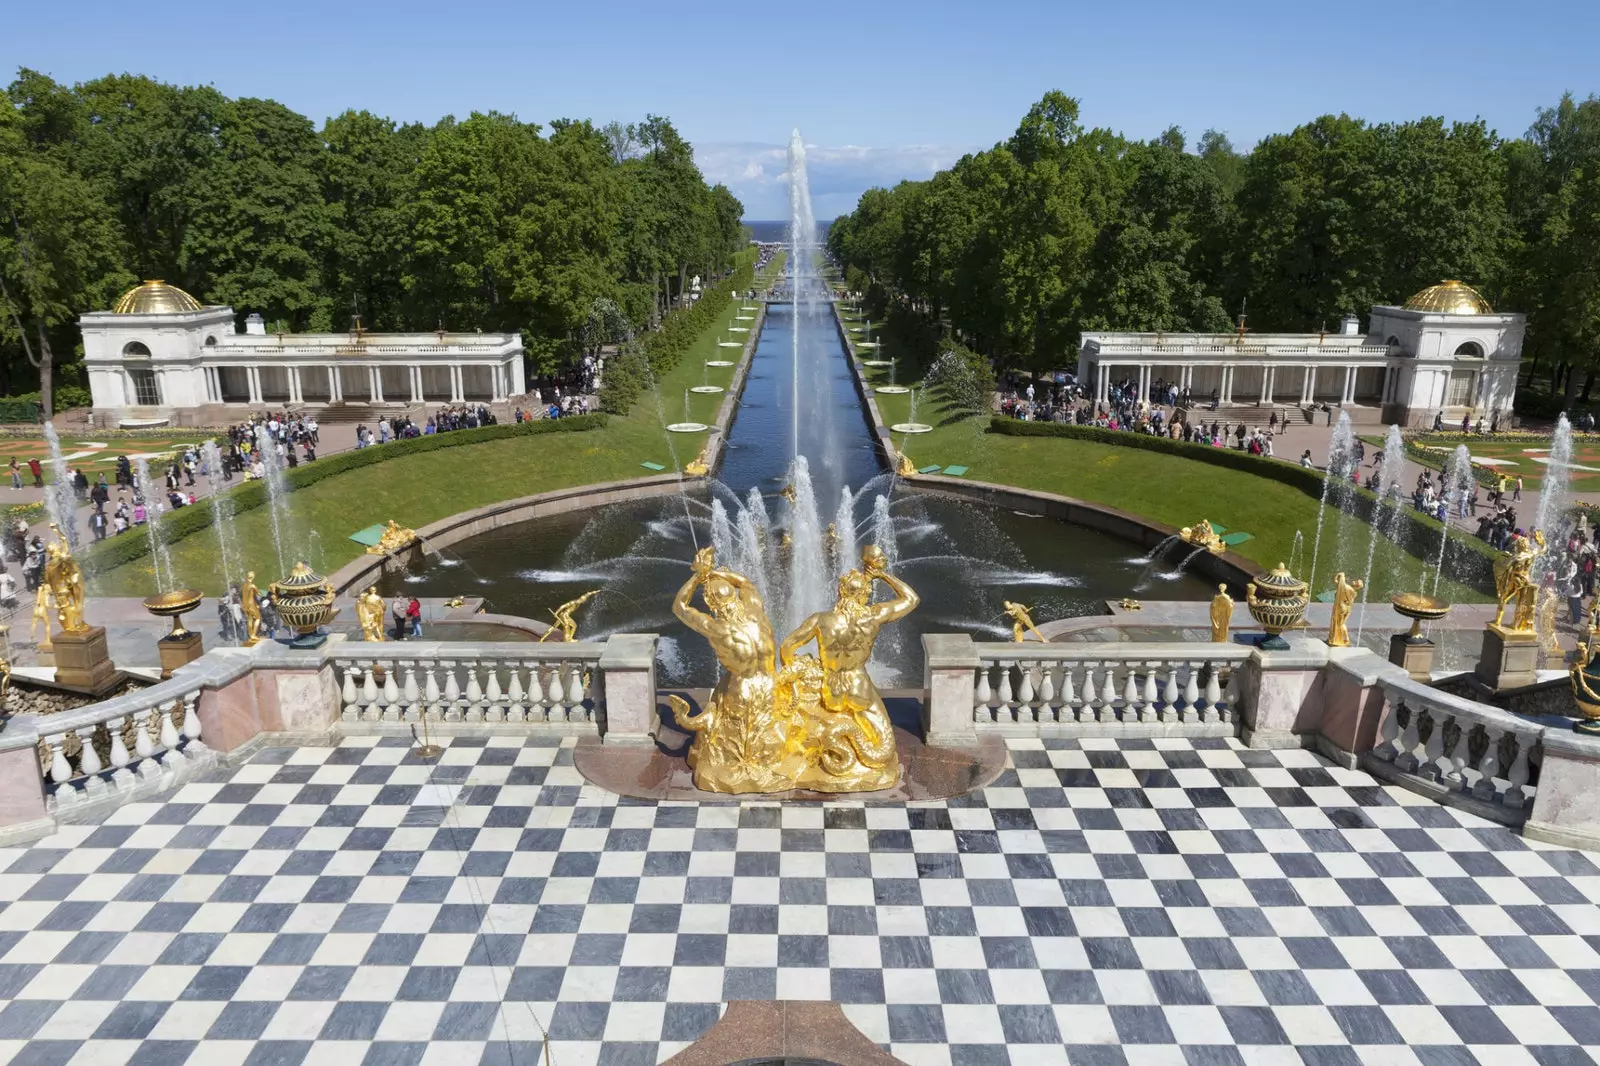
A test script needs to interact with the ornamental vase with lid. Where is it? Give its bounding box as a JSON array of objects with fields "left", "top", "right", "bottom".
[
  {"left": 1245, "top": 562, "right": 1308, "bottom": 649},
  {"left": 269, "top": 562, "right": 339, "bottom": 639}
]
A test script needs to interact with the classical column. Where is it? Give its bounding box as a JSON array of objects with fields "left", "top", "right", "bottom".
[
  {"left": 1097, "top": 362, "right": 1110, "bottom": 404},
  {"left": 450, "top": 366, "right": 464, "bottom": 402},
  {"left": 1262, "top": 365, "right": 1275, "bottom": 405},
  {"left": 327, "top": 366, "right": 340, "bottom": 403},
  {"left": 1301, "top": 366, "right": 1314, "bottom": 404},
  {"left": 287, "top": 367, "right": 301, "bottom": 404},
  {"left": 410, "top": 367, "right": 422, "bottom": 403},
  {"left": 1342, "top": 365, "right": 1357, "bottom": 404},
  {"left": 1221, "top": 365, "right": 1234, "bottom": 404},
  {"left": 247, "top": 367, "right": 263, "bottom": 405},
  {"left": 371, "top": 366, "right": 384, "bottom": 404}
]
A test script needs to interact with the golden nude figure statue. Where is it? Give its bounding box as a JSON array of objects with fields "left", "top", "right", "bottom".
[
  {"left": 1326, "top": 571, "right": 1364, "bottom": 648},
  {"left": 1209, "top": 584, "right": 1233, "bottom": 644},
  {"left": 539, "top": 590, "right": 600, "bottom": 642},
  {"left": 29, "top": 584, "right": 54, "bottom": 648},
  {"left": 1003, "top": 601, "right": 1045, "bottom": 643},
  {"left": 779, "top": 544, "right": 919, "bottom": 792},
  {"left": 666, "top": 547, "right": 795, "bottom": 793},
  {"left": 1492, "top": 529, "right": 1545, "bottom": 631},
  {"left": 43, "top": 524, "right": 88, "bottom": 634},
  {"left": 356, "top": 585, "right": 387, "bottom": 641},
  {"left": 240, "top": 571, "right": 263, "bottom": 646}
]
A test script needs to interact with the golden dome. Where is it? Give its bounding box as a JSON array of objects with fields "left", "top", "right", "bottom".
[
  {"left": 1402, "top": 279, "right": 1493, "bottom": 315},
  {"left": 112, "top": 280, "right": 203, "bottom": 315}
]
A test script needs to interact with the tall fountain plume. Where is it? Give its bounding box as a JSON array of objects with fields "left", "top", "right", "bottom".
[
  {"left": 133, "top": 457, "right": 174, "bottom": 591},
  {"left": 787, "top": 129, "right": 815, "bottom": 462},
  {"left": 39, "top": 423, "right": 80, "bottom": 549},
  {"left": 1308, "top": 410, "right": 1358, "bottom": 593},
  {"left": 1353, "top": 425, "right": 1408, "bottom": 640},
  {"left": 786, "top": 457, "right": 830, "bottom": 637},
  {"left": 201, "top": 440, "right": 242, "bottom": 590},
  {"left": 253, "top": 425, "right": 297, "bottom": 577},
  {"left": 833, "top": 487, "right": 858, "bottom": 582},
  {"left": 1534, "top": 414, "right": 1573, "bottom": 544},
  {"left": 1426, "top": 445, "right": 1474, "bottom": 595}
]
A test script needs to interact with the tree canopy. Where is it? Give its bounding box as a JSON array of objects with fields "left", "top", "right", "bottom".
[{"left": 0, "top": 71, "right": 746, "bottom": 411}]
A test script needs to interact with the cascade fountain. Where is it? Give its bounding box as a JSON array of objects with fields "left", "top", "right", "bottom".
[
  {"left": 1353, "top": 425, "right": 1408, "bottom": 639},
  {"left": 201, "top": 440, "right": 242, "bottom": 589},
  {"left": 39, "top": 423, "right": 80, "bottom": 548},
  {"left": 1426, "top": 445, "right": 1475, "bottom": 595},
  {"left": 252, "top": 425, "right": 297, "bottom": 576},
  {"left": 133, "top": 457, "right": 174, "bottom": 591},
  {"left": 1307, "top": 411, "right": 1358, "bottom": 594},
  {"left": 1534, "top": 414, "right": 1574, "bottom": 544}
]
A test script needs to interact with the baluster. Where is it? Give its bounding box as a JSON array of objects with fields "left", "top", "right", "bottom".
[
  {"left": 1161, "top": 666, "right": 1179, "bottom": 722},
  {"left": 997, "top": 662, "right": 1016, "bottom": 723},
  {"left": 568, "top": 664, "right": 588, "bottom": 723},
  {"left": 464, "top": 665, "right": 484, "bottom": 722},
  {"left": 402, "top": 664, "right": 421, "bottom": 723},
  {"left": 1504, "top": 736, "right": 1532, "bottom": 809},
  {"left": 1122, "top": 667, "right": 1139, "bottom": 721},
  {"left": 1376, "top": 696, "right": 1404, "bottom": 763},
  {"left": 1221, "top": 667, "right": 1239, "bottom": 720},
  {"left": 1471, "top": 725, "right": 1502, "bottom": 801},
  {"left": 423, "top": 663, "right": 443, "bottom": 724},
  {"left": 75, "top": 727, "right": 103, "bottom": 779},
  {"left": 527, "top": 663, "right": 547, "bottom": 722},
  {"left": 1203, "top": 665, "right": 1222, "bottom": 718},
  {"left": 548, "top": 662, "right": 568, "bottom": 722},
  {"left": 1099, "top": 663, "right": 1117, "bottom": 719},
  {"left": 1058, "top": 663, "right": 1077, "bottom": 722},
  {"left": 1141, "top": 666, "right": 1158, "bottom": 723},
  {"left": 506, "top": 663, "right": 526, "bottom": 722},
  {"left": 1016, "top": 661, "right": 1035, "bottom": 722},
  {"left": 1441, "top": 718, "right": 1466, "bottom": 788},
  {"left": 1394, "top": 705, "right": 1425, "bottom": 774},
  {"left": 107, "top": 716, "right": 131, "bottom": 781},
  {"left": 442, "top": 661, "right": 462, "bottom": 721},
  {"left": 485, "top": 665, "right": 505, "bottom": 722},
  {"left": 341, "top": 665, "right": 359, "bottom": 709},
  {"left": 1420, "top": 710, "right": 1446, "bottom": 783},
  {"left": 132, "top": 709, "right": 156, "bottom": 772},
  {"left": 974, "top": 664, "right": 992, "bottom": 724},
  {"left": 382, "top": 666, "right": 401, "bottom": 721},
  {"left": 181, "top": 693, "right": 204, "bottom": 745},
  {"left": 46, "top": 736, "right": 72, "bottom": 785},
  {"left": 1037, "top": 662, "right": 1056, "bottom": 723},
  {"left": 362, "top": 666, "right": 380, "bottom": 705},
  {"left": 1183, "top": 662, "right": 1201, "bottom": 719},
  {"left": 158, "top": 700, "right": 181, "bottom": 751}
]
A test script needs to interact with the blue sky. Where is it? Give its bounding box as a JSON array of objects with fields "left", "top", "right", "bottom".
[{"left": 4, "top": 0, "right": 1596, "bottom": 220}]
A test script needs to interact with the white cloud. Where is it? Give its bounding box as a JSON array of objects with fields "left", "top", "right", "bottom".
[{"left": 694, "top": 139, "right": 977, "bottom": 220}]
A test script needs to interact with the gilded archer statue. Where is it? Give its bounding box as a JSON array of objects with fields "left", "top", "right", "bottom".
[
  {"left": 779, "top": 544, "right": 919, "bottom": 792},
  {"left": 539, "top": 590, "right": 600, "bottom": 642},
  {"left": 43, "top": 524, "right": 88, "bottom": 634},
  {"left": 666, "top": 547, "right": 795, "bottom": 793}
]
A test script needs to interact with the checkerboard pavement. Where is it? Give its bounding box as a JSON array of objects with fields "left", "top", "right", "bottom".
[{"left": 3, "top": 736, "right": 1600, "bottom": 1066}]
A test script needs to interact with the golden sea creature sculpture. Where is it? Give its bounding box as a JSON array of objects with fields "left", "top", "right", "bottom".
[
  {"left": 1326, "top": 571, "right": 1364, "bottom": 648},
  {"left": 896, "top": 452, "right": 916, "bottom": 478},
  {"left": 779, "top": 484, "right": 797, "bottom": 503},
  {"left": 1210, "top": 584, "right": 1233, "bottom": 644},
  {"left": 366, "top": 519, "right": 418, "bottom": 556},
  {"left": 1492, "top": 529, "right": 1545, "bottom": 631},
  {"left": 44, "top": 524, "right": 88, "bottom": 634},
  {"left": 539, "top": 590, "right": 600, "bottom": 642},
  {"left": 1179, "top": 520, "right": 1225, "bottom": 554},
  {"left": 667, "top": 544, "right": 919, "bottom": 795},
  {"left": 1003, "top": 601, "right": 1045, "bottom": 643},
  {"left": 357, "top": 585, "right": 387, "bottom": 642},
  {"left": 1119, "top": 598, "right": 1142, "bottom": 611}
]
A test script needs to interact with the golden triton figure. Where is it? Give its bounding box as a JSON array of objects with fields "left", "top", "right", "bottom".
[
  {"left": 43, "top": 524, "right": 88, "bottom": 634},
  {"left": 1326, "top": 572, "right": 1363, "bottom": 648},
  {"left": 1003, "top": 600, "right": 1045, "bottom": 643},
  {"left": 356, "top": 585, "right": 387, "bottom": 642},
  {"left": 1179, "top": 520, "right": 1225, "bottom": 555},
  {"left": 779, "top": 544, "right": 918, "bottom": 792},
  {"left": 539, "top": 590, "right": 600, "bottom": 642},
  {"left": 1492, "top": 529, "right": 1545, "bottom": 631},
  {"left": 896, "top": 452, "right": 916, "bottom": 478},
  {"left": 666, "top": 547, "right": 796, "bottom": 793},
  {"left": 367, "top": 519, "right": 418, "bottom": 556}
]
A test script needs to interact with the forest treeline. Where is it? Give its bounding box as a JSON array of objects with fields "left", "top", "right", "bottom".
[
  {"left": 0, "top": 69, "right": 746, "bottom": 412},
  {"left": 827, "top": 91, "right": 1600, "bottom": 408}
]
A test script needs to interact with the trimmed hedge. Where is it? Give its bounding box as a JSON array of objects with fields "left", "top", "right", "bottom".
[
  {"left": 987, "top": 416, "right": 1499, "bottom": 592},
  {"left": 87, "top": 413, "right": 608, "bottom": 571}
]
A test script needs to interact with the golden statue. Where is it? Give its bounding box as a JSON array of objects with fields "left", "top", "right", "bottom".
[
  {"left": 366, "top": 519, "right": 418, "bottom": 556},
  {"left": 30, "top": 584, "right": 54, "bottom": 649},
  {"left": 1209, "top": 584, "right": 1233, "bottom": 643},
  {"left": 240, "top": 571, "right": 263, "bottom": 646},
  {"left": 1538, "top": 587, "right": 1561, "bottom": 661},
  {"left": 1326, "top": 571, "right": 1363, "bottom": 648},
  {"left": 1179, "top": 520, "right": 1225, "bottom": 554},
  {"left": 778, "top": 484, "right": 797, "bottom": 503},
  {"left": 43, "top": 525, "right": 88, "bottom": 634},
  {"left": 667, "top": 544, "right": 918, "bottom": 795},
  {"left": 539, "top": 590, "right": 600, "bottom": 642},
  {"left": 1119, "top": 598, "right": 1142, "bottom": 611},
  {"left": 1003, "top": 601, "right": 1045, "bottom": 643},
  {"left": 666, "top": 547, "right": 794, "bottom": 793},
  {"left": 356, "top": 585, "right": 387, "bottom": 642},
  {"left": 896, "top": 452, "right": 916, "bottom": 478},
  {"left": 1492, "top": 529, "right": 1545, "bottom": 631},
  {"left": 684, "top": 442, "right": 712, "bottom": 478}
]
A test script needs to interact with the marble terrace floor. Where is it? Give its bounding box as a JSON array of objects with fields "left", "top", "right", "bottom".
[{"left": 1, "top": 736, "right": 1599, "bottom": 1066}]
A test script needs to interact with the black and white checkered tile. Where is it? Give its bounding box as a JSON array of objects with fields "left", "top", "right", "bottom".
[{"left": 2, "top": 736, "right": 1599, "bottom": 1066}]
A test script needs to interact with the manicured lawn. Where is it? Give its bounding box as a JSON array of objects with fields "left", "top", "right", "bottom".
[
  {"left": 0, "top": 434, "right": 213, "bottom": 483},
  {"left": 1406, "top": 433, "right": 1600, "bottom": 493},
  {"left": 854, "top": 327, "right": 1489, "bottom": 603},
  {"left": 90, "top": 255, "right": 787, "bottom": 597}
]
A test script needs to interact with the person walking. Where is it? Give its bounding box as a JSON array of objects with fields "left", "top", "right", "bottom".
[
  {"left": 27, "top": 457, "right": 42, "bottom": 488},
  {"left": 407, "top": 596, "right": 422, "bottom": 637},
  {"left": 1513, "top": 475, "right": 1522, "bottom": 502},
  {"left": 8, "top": 458, "right": 19, "bottom": 490},
  {"left": 391, "top": 594, "right": 409, "bottom": 641}
]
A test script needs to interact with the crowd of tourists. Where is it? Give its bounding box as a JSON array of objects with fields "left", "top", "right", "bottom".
[{"left": 998, "top": 379, "right": 1283, "bottom": 454}]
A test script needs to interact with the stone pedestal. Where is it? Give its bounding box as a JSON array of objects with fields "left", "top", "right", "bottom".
[
  {"left": 51, "top": 626, "right": 121, "bottom": 695},
  {"left": 157, "top": 632, "right": 204, "bottom": 679},
  {"left": 1474, "top": 624, "right": 1540, "bottom": 692},
  {"left": 1389, "top": 634, "right": 1437, "bottom": 682}
]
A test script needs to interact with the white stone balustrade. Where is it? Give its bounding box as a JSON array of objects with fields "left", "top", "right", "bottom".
[
  {"left": 1366, "top": 674, "right": 1543, "bottom": 819},
  {"left": 31, "top": 680, "right": 208, "bottom": 813},
  {"left": 330, "top": 644, "right": 609, "bottom": 732}
]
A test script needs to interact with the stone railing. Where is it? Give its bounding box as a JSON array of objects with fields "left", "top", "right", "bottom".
[
  {"left": 330, "top": 643, "right": 610, "bottom": 732},
  {"left": 924, "top": 635, "right": 1252, "bottom": 741},
  {"left": 1363, "top": 673, "right": 1543, "bottom": 824},
  {"left": 4, "top": 675, "right": 214, "bottom": 820}
]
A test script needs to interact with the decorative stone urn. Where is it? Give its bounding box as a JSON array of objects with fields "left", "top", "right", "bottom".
[
  {"left": 269, "top": 563, "right": 340, "bottom": 647},
  {"left": 1245, "top": 563, "right": 1308, "bottom": 651}
]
